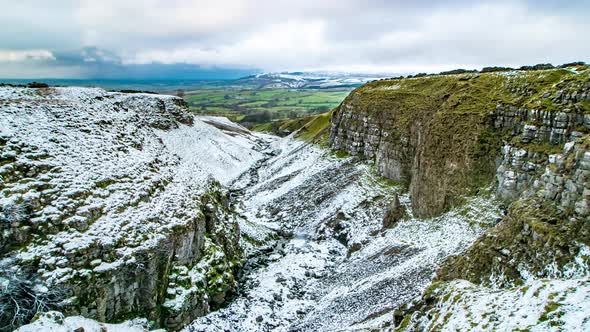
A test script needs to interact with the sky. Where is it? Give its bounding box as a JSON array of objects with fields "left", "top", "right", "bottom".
[{"left": 1, "top": 0, "right": 589, "bottom": 79}]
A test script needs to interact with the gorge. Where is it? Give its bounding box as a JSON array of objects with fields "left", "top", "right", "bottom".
[{"left": 3, "top": 66, "right": 590, "bottom": 331}]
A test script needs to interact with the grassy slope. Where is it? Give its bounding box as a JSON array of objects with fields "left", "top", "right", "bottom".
[
  {"left": 293, "top": 111, "right": 333, "bottom": 146},
  {"left": 251, "top": 111, "right": 334, "bottom": 147}
]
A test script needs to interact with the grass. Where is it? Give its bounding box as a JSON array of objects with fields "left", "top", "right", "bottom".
[
  {"left": 184, "top": 88, "right": 348, "bottom": 126},
  {"left": 539, "top": 301, "right": 560, "bottom": 322},
  {"left": 250, "top": 122, "right": 274, "bottom": 132},
  {"left": 295, "top": 111, "right": 333, "bottom": 145}
]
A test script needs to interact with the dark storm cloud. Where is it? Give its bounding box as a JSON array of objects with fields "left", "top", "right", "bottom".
[{"left": 0, "top": 0, "right": 589, "bottom": 78}]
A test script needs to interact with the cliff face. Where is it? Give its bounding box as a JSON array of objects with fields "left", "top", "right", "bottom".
[
  {"left": 439, "top": 135, "right": 590, "bottom": 284},
  {"left": 331, "top": 69, "right": 590, "bottom": 330},
  {"left": 495, "top": 104, "right": 590, "bottom": 202},
  {"left": 0, "top": 87, "right": 261, "bottom": 330},
  {"left": 330, "top": 69, "right": 590, "bottom": 218},
  {"left": 329, "top": 75, "right": 504, "bottom": 218}
]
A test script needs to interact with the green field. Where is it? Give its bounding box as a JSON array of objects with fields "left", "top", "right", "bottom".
[{"left": 184, "top": 88, "right": 349, "bottom": 125}]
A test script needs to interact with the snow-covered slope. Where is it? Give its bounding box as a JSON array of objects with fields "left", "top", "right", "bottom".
[
  {"left": 14, "top": 311, "right": 153, "bottom": 332},
  {"left": 404, "top": 276, "right": 590, "bottom": 331},
  {"left": 0, "top": 87, "right": 265, "bottom": 330},
  {"left": 187, "top": 137, "right": 502, "bottom": 331}
]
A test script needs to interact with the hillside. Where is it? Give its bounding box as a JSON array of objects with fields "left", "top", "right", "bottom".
[
  {"left": 5, "top": 66, "right": 590, "bottom": 332},
  {"left": 329, "top": 67, "right": 590, "bottom": 330},
  {"left": 0, "top": 87, "right": 267, "bottom": 330}
]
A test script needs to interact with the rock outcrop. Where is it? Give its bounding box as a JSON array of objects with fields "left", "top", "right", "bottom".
[
  {"left": 438, "top": 135, "right": 590, "bottom": 286},
  {"left": 381, "top": 194, "right": 406, "bottom": 230},
  {"left": 330, "top": 68, "right": 590, "bottom": 218},
  {"left": 494, "top": 104, "right": 590, "bottom": 202},
  {"left": 0, "top": 87, "right": 261, "bottom": 330},
  {"left": 328, "top": 68, "right": 590, "bottom": 330}
]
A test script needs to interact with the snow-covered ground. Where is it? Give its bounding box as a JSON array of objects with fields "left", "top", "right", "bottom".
[
  {"left": 409, "top": 277, "right": 590, "bottom": 331},
  {"left": 403, "top": 243, "right": 590, "bottom": 331},
  {"left": 186, "top": 137, "right": 502, "bottom": 331},
  {"left": 14, "top": 311, "right": 155, "bottom": 332},
  {"left": 0, "top": 87, "right": 265, "bottom": 285}
]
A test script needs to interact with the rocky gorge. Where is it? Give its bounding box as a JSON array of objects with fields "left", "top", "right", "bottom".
[
  {"left": 4, "top": 65, "right": 590, "bottom": 332},
  {"left": 329, "top": 67, "right": 590, "bottom": 330}
]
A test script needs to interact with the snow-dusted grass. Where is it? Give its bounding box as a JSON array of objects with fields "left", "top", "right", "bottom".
[
  {"left": 412, "top": 277, "right": 590, "bottom": 331},
  {"left": 404, "top": 243, "right": 590, "bottom": 331}
]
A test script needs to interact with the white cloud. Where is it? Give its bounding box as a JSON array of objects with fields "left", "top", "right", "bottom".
[
  {"left": 0, "top": 50, "right": 55, "bottom": 62},
  {"left": 126, "top": 20, "right": 329, "bottom": 69},
  {"left": 118, "top": 1, "right": 590, "bottom": 72}
]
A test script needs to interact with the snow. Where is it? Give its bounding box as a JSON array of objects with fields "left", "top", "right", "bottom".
[
  {"left": 14, "top": 311, "right": 155, "bottom": 332},
  {"left": 186, "top": 138, "right": 502, "bottom": 331},
  {"left": 156, "top": 118, "right": 262, "bottom": 186},
  {"left": 405, "top": 244, "right": 590, "bottom": 331},
  {"left": 0, "top": 86, "right": 263, "bottom": 287},
  {"left": 413, "top": 277, "right": 590, "bottom": 331},
  {"left": 247, "top": 72, "right": 386, "bottom": 89}
]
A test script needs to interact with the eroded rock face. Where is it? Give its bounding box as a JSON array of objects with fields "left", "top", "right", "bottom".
[
  {"left": 330, "top": 100, "right": 415, "bottom": 184},
  {"left": 330, "top": 69, "right": 590, "bottom": 218},
  {"left": 0, "top": 87, "right": 254, "bottom": 330},
  {"left": 330, "top": 75, "right": 500, "bottom": 218},
  {"left": 494, "top": 105, "right": 590, "bottom": 202},
  {"left": 438, "top": 136, "right": 590, "bottom": 285}
]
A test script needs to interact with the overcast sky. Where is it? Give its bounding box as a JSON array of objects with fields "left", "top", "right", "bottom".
[{"left": 1, "top": 0, "right": 589, "bottom": 78}]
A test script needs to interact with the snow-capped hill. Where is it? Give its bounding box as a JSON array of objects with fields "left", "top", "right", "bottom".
[
  {"left": 0, "top": 87, "right": 264, "bottom": 329},
  {"left": 236, "top": 71, "right": 389, "bottom": 89}
]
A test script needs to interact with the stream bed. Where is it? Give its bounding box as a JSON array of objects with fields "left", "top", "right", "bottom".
[{"left": 185, "top": 135, "right": 501, "bottom": 332}]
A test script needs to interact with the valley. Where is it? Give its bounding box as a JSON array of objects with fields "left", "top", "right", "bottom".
[
  {"left": 3, "top": 65, "right": 590, "bottom": 332},
  {"left": 186, "top": 135, "right": 500, "bottom": 331},
  {"left": 3, "top": 1, "right": 589, "bottom": 331},
  {"left": 185, "top": 88, "right": 348, "bottom": 125}
]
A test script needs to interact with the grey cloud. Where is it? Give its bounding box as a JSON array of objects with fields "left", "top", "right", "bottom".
[{"left": 0, "top": 0, "right": 589, "bottom": 78}]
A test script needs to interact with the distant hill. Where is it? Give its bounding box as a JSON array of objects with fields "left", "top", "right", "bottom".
[
  {"left": 231, "top": 71, "right": 393, "bottom": 89},
  {"left": 0, "top": 72, "right": 393, "bottom": 93}
]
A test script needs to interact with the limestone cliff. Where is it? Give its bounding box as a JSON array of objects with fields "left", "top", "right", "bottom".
[
  {"left": 330, "top": 68, "right": 590, "bottom": 218},
  {"left": 438, "top": 135, "right": 590, "bottom": 285},
  {"left": 329, "top": 67, "right": 590, "bottom": 330}
]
